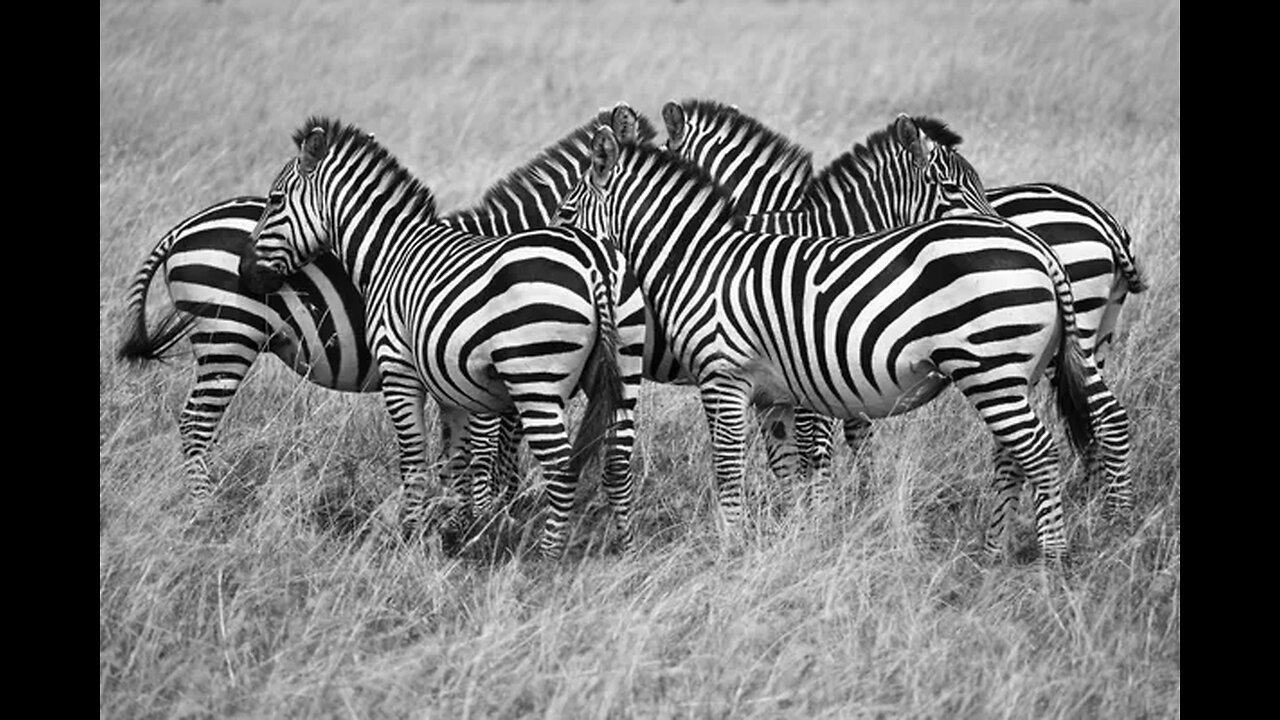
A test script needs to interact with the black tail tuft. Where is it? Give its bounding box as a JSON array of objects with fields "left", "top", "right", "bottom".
[
  {"left": 568, "top": 283, "right": 624, "bottom": 480},
  {"left": 117, "top": 307, "right": 198, "bottom": 364},
  {"left": 1052, "top": 339, "right": 1096, "bottom": 456}
]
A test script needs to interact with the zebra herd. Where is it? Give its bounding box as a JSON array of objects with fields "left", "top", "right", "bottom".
[{"left": 118, "top": 100, "right": 1146, "bottom": 563}]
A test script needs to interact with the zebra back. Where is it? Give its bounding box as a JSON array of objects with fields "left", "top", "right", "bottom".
[
  {"left": 749, "top": 114, "right": 996, "bottom": 237},
  {"left": 987, "top": 181, "right": 1147, "bottom": 295},
  {"left": 442, "top": 106, "right": 658, "bottom": 236}
]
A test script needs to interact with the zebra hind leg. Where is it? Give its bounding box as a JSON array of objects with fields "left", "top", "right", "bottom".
[
  {"left": 176, "top": 368, "right": 252, "bottom": 519},
  {"left": 983, "top": 445, "right": 1025, "bottom": 560},
  {"left": 805, "top": 414, "right": 837, "bottom": 512},
  {"left": 1083, "top": 374, "right": 1135, "bottom": 521},
  {"left": 959, "top": 382, "right": 1069, "bottom": 564},
  {"left": 509, "top": 399, "right": 580, "bottom": 560},
  {"left": 599, "top": 403, "right": 638, "bottom": 554}
]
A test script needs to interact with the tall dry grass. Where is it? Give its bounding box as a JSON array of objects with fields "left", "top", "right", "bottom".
[{"left": 101, "top": 1, "right": 1179, "bottom": 717}]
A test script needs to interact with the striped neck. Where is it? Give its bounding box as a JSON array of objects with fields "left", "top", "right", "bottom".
[
  {"left": 800, "top": 118, "right": 968, "bottom": 236},
  {"left": 315, "top": 133, "right": 439, "bottom": 295},
  {"left": 606, "top": 145, "right": 740, "bottom": 301},
  {"left": 667, "top": 99, "right": 813, "bottom": 215}
]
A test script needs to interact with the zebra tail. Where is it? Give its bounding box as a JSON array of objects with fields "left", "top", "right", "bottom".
[
  {"left": 116, "top": 229, "right": 197, "bottom": 364},
  {"left": 1053, "top": 328, "right": 1096, "bottom": 457},
  {"left": 1022, "top": 223, "right": 1096, "bottom": 456},
  {"left": 568, "top": 270, "right": 625, "bottom": 481},
  {"left": 1116, "top": 226, "right": 1150, "bottom": 294}
]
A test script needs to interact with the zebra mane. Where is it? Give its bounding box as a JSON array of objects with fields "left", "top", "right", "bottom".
[
  {"left": 446, "top": 107, "right": 660, "bottom": 220},
  {"left": 621, "top": 141, "right": 743, "bottom": 224},
  {"left": 673, "top": 98, "right": 814, "bottom": 187},
  {"left": 294, "top": 115, "right": 438, "bottom": 219},
  {"left": 811, "top": 115, "right": 965, "bottom": 191}
]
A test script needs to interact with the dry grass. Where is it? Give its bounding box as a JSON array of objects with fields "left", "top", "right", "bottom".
[{"left": 100, "top": 1, "right": 1179, "bottom": 717}]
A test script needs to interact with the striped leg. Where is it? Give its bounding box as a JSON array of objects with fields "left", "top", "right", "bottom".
[
  {"left": 805, "top": 413, "right": 836, "bottom": 507},
  {"left": 513, "top": 398, "right": 579, "bottom": 559},
  {"left": 177, "top": 339, "right": 260, "bottom": 512},
  {"left": 465, "top": 413, "right": 503, "bottom": 518},
  {"left": 379, "top": 367, "right": 447, "bottom": 541},
  {"left": 759, "top": 403, "right": 804, "bottom": 486},
  {"left": 793, "top": 410, "right": 817, "bottom": 479},
  {"left": 600, "top": 402, "right": 638, "bottom": 554},
  {"left": 1082, "top": 373, "right": 1134, "bottom": 519},
  {"left": 494, "top": 412, "right": 523, "bottom": 508},
  {"left": 700, "top": 377, "right": 754, "bottom": 533},
  {"left": 958, "top": 379, "right": 1067, "bottom": 562},
  {"left": 983, "top": 446, "right": 1024, "bottom": 558}
]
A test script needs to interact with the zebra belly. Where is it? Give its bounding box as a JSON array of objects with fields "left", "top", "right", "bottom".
[{"left": 840, "top": 365, "right": 951, "bottom": 419}]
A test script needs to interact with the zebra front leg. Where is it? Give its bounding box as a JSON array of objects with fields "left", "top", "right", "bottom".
[
  {"left": 700, "top": 378, "right": 754, "bottom": 535},
  {"left": 381, "top": 377, "right": 448, "bottom": 543}
]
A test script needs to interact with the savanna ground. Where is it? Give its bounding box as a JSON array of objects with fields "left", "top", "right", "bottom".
[{"left": 99, "top": 1, "right": 1180, "bottom": 717}]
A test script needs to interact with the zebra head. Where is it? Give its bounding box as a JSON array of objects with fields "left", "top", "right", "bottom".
[
  {"left": 551, "top": 125, "right": 619, "bottom": 241},
  {"left": 552, "top": 103, "right": 642, "bottom": 232},
  {"left": 888, "top": 114, "right": 996, "bottom": 221},
  {"left": 242, "top": 121, "right": 340, "bottom": 294}
]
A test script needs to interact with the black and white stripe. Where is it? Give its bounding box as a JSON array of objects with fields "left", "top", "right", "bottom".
[
  {"left": 244, "top": 116, "right": 643, "bottom": 559},
  {"left": 117, "top": 109, "right": 659, "bottom": 521},
  {"left": 660, "top": 100, "right": 1144, "bottom": 552},
  {"left": 557, "top": 127, "right": 1133, "bottom": 561}
]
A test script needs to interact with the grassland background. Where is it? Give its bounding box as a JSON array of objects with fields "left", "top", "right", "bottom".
[{"left": 100, "top": 0, "right": 1180, "bottom": 717}]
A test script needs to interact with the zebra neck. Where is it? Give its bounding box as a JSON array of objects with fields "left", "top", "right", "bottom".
[
  {"left": 615, "top": 193, "right": 735, "bottom": 312},
  {"left": 328, "top": 181, "right": 435, "bottom": 298},
  {"left": 717, "top": 153, "right": 811, "bottom": 216}
]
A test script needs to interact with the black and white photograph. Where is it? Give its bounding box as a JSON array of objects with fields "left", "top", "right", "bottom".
[{"left": 100, "top": 0, "right": 1180, "bottom": 716}]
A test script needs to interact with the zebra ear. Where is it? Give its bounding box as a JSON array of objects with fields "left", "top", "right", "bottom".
[
  {"left": 611, "top": 103, "right": 639, "bottom": 145},
  {"left": 893, "top": 114, "right": 934, "bottom": 170},
  {"left": 298, "top": 127, "right": 328, "bottom": 175},
  {"left": 590, "top": 127, "right": 619, "bottom": 186},
  {"left": 662, "top": 101, "right": 686, "bottom": 150}
]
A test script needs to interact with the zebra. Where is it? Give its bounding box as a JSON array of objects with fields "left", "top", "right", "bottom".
[
  {"left": 659, "top": 98, "right": 998, "bottom": 499},
  {"left": 554, "top": 126, "right": 1133, "bottom": 562},
  {"left": 238, "top": 116, "right": 649, "bottom": 559},
  {"left": 661, "top": 99, "right": 1145, "bottom": 548},
  {"left": 117, "top": 107, "right": 659, "bottom": 516}
]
